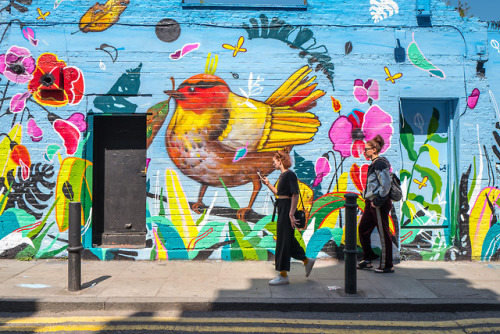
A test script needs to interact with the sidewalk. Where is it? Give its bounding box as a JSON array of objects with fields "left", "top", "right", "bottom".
[{"left": 2, "top": 259, "right": 500, "bottom": 313}]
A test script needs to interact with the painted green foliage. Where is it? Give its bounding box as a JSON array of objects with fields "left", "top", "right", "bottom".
[{"left": 400, "top": 108, "right": 448, "bottom": 230}]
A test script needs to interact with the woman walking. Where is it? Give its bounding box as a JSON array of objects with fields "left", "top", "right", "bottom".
[
  {"left": 260, "top": 148, "right": 315, "bottom": 285},
  {"left": 357, "top": 135, "right": 394, "bottom": 273}
]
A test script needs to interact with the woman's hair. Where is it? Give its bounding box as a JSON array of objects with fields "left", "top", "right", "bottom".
[
  {"left": 274, "top": 147, "right": 292, "bottom": 169},
  {"left": 367, "top": 135, "right": 385, "bottom": 154}
]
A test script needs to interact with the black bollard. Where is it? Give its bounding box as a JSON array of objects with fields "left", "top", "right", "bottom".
[
  {"left": 344, "top": 193, "right": 358, "bottom": 294},
  {"left": 68, "top": 202, "right": 83, "bottom": 291}
]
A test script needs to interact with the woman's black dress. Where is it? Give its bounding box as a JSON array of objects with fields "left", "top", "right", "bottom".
[{"left": 275, "top": 170, "right": 307, "bottom": 272}]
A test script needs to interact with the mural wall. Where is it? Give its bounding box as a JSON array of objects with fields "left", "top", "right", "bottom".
[{"left": 0, "top": 0, "right": 499, "bottom": 261}]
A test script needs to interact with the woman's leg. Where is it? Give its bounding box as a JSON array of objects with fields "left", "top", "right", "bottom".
[
  {"left": 375, "top": 199, "right": 393, "bottom": 269},
  {"left": 275, "top": 200, "right": 292, "bottom": 272},
  {"left": 358, "top": 200, "right": 379, "bottom": 261},
  {"left": 290, "top": 229, "right": 307, "bottom": 261}
]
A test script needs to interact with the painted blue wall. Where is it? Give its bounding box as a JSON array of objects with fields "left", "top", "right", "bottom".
[{"left": 0, "top": 0, "right": 499, "bottom": 261}]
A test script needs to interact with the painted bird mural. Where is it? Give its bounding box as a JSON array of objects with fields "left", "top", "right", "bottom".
[{"left": 164, "top": 65, "right": 324, "bottom": 220}]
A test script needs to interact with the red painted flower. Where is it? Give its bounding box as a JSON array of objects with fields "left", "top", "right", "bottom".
[
  {"left": 9, "top": 142, "right": 31, "bottom": 181},
  {"left": 350, "top": 163, "right": 369, "bottom": 193},
  {"left": 28, "top": 53, "right": 85, "bottom": 107},
  {"left": 53, "top": 119, "right": 81, "bottom": 155}
]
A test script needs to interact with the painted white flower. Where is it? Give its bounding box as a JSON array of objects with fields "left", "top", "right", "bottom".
[{"left": 370, "top": 0, "right": 399, "bottom": 23}]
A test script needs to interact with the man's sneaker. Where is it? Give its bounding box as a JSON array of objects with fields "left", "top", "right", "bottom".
[
  {"left": 269, "top": 275, "right": 289, "bottom": 285},
  {"left": 305, "top": 258, "right": 315, "bottom": 277}
]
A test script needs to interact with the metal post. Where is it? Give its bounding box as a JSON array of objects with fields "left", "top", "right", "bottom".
[
  {"left": 344, "top": 193, "right": 358, "bottom": 294},
  {"left": 68, "top": 202, "right": 82, "bottom": 291}
]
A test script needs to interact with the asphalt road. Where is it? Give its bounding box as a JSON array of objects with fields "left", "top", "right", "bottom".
[{"left": 1, "top": 310, "right": 500, "bottom": 333}]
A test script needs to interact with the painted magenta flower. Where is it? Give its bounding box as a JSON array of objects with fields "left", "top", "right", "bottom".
[
  {"left": 350, "top": 163, "right": 369, "bottom": 193},
  {"left": 353, "top": 79, "right": 379, "bottom": 104},
  {"left": 28, "top": 53, "right": 85, "bottom": 107},
  {"left": 0, "top": 46, "right": 36, "bottom": 84},
  {"left": 313, "top": 155, "right": 331, "bottom": 187},
  {"left": 27, "top": 118, "right": 43, "bottom": 142},
  {"left": 9, "top": 142, "right": 31, "bottom": 181},
  {"left": 328, "top": 105, "right": 393, "bottom": 158},
  {"left": 10, "top": 91, "right": 31, "bottom": 113}
]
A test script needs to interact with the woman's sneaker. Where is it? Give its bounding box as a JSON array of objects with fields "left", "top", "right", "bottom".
[
  {"left": 305, "top": 258, "right": 315, "bottom": 277},
  {"left": 269, "top": 275, "right": 289, "bottom": 285}
]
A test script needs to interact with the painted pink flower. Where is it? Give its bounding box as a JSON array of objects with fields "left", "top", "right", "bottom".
[
  {"left": 10, "top": 91, "right": 30, "bottom": 113},
  {"left": 27, "top": 118, "right": 43, "bottom": 142},
  {"left": 328, "top": 105, "right": 393, "bottom": 158},
  {"left": 313, "top": 156, "right": 331, "bottom": 187},
  {"left": 0, "top": 46, "right": 36, "bottom": 84},
  {"left": 66, "top": 112, "right": 87, "bottom": 132},
  {"left": 353, "top": 79, "right": 379, "bottom": 104}
]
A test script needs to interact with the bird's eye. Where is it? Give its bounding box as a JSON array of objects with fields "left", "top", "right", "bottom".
[{"left": 188, "top": 86, "right": 195, "bottom": 93}]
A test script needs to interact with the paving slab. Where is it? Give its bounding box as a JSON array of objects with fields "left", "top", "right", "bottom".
[{"left": 0, "top": 259, "right": 499, "bottom": 313}]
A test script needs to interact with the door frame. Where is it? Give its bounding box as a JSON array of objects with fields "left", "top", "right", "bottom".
[
  {"left": 398, "top": 98, "right": 459, "bottom": 247},
  {"left": 90, "top": 113, "right": 147, "bottom": 248}
]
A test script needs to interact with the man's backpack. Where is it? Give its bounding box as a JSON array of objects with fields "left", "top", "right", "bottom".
[{"left": 389, "top": 173, "right": 402, "bottom": 201}]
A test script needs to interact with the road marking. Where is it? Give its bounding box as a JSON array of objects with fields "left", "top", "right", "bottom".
[
  {"left": 1, "top": 317, "right": 499, "bottom": 334},
  {"left": 0, "top": 316, "right": 461, "bottom": 327},
  {"left": 0, "top": 324, "right": 471, "bottom": 334}
]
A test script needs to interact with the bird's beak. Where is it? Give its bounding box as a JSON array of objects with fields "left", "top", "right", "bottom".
[{"left": 164, "top": 90, "right": 185, "bottom": 101}]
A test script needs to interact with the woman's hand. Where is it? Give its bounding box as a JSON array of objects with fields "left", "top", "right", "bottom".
[
  {"left": 259, "top": 173, "right": 270, "bottom": 186},
  {"left": 262, "top": 177, "right": 270, "bottom": 186},
  {"left": 289, "top": 213, "right": 299, "bottom": 229}
]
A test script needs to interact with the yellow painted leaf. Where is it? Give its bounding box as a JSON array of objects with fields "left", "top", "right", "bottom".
[
  {"left": 0, "top": 124, "right": 23, "bottom": 216},
  {"left": 422, "top": 144, "right": 440, "bottom": 169},
  {"left": 406, "top": 201, "right": 417, "bottom": 223},
  {"left": 79, "top": 0, "right": 130, "bottom": 33},
  {"left": 334, "top": 172, "right": 348, "bottom": 192},
  {"left": 55, "top": 158, "right": 92, "bottom": 232},
  {"left": 469, "top": 187, "right": 500, "bottom": 259},
  {"left": 320, "top": 209, "right": 340, "bottom": 230},
  {"left": 165, "top": 169, "right": 198, "bottom": 248}
]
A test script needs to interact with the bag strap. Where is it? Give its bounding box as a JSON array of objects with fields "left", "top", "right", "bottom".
[
  {"left": 297, "top": 179, "right": 305, "bottom": 211},
  {"left": 270, "top": 195, "right": 277, "bottom": 222}
]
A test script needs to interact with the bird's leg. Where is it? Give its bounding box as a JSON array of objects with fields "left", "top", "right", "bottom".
[
  {"left": 236, "top": 176, "right": 262, "bottom": 221},
  {"left": 191, "top": 184, "right": 208, "bottom": 214}
]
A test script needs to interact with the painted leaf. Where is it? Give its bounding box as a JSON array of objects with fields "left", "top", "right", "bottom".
[
  {"left": 468, "top": 157, "right": 477, "bottom": 202},
  {"left": 481, "top": 222, "right": 500, "bottom": 261},
  {"left": 345, "top": 41, "right": 353, "bottom": 55},
  {"left": 400, "top": 168, "right": 412, "bottom": 182},
  {"left": 428, "top": 133, "right": 448, "bottom": 144},
  {"left": 401, "top": 200, "right": 417, "bottom": 224},
  {"left": 187, "top": 221, "right": 226, "bottom": 256},
  {"left": 400, "top": 116, "right": 418, "bottom": 161},
  {"left": 79, "top": 0, "right": 130, "bottom": 33},
  {"left": 148, "top": 217, "right": 189, "bottom": 260},
  {"left": 93, "top": 63, "right": 142, "bottom": 114},
  {"left": 0, "top": 124, "right": 23, "bottom": 216},
  {"left": 165, "top": 169, "right": 198, "bottom": 246},
  {"left": 147, "top": 99, "right": 170, "bottom": 149},
  {"left": 419, "top": 144, "right": 440, "bottom": 169},
  {"left": 62, "top": 181, "right": 74, "bottom": 201},
  {"left": 426, "top": 108, "right": 440, "bottom": 138},
  {"left": 219, "top": 177, "right": 240, "bottom": 210},
  {"left": 469, "top": 187, "right": 500, "bottom": 260},
  {"left": 55, "top": 158, "right": 93, "bottom": 232},
  {"left": 414, "top": 164, "right": 442, "bottom": 201},
  {"left": 228, "top": 222, "right": 250, "bottom": 260},
  {"left": 244, "top": 215, "right": 275, "bottom": 240},
  {"left": 305, "top": 227, "right": 334, "bottom": 258}
]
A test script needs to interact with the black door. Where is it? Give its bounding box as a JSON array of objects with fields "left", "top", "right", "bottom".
[{"left": 93, "top": 114, "right": 147, "bottom": 247}]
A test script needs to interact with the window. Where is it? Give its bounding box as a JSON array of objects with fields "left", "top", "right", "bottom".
[{"left": 182, "top": 0, "right": 306, "bottom": 10}]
